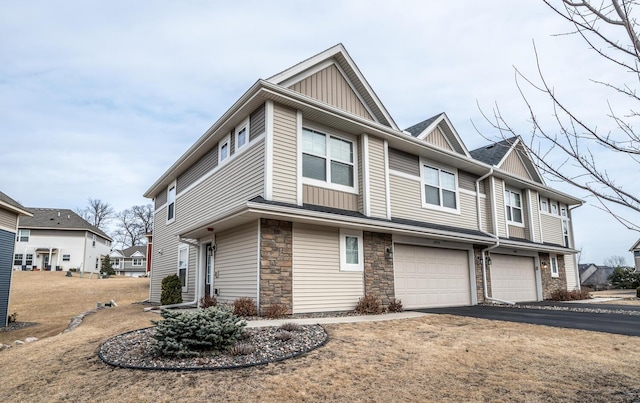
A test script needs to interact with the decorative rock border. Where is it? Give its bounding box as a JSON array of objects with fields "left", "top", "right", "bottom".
[{"left": 64, "top": 307, "right": 105, "bottom": 332}]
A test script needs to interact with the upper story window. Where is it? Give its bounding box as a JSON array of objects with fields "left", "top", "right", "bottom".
[
  {"left": 560, "top": 206, "right": 567, "bottom": 217},
  {"left": 167, "top": 182, "right": 176, "bottom": 223},
  {"left": 16, "top": 229, "right": 30, "bottom": 242},
  {"left": 540, "top": 198, "right": 548, "bottom": 212},
  {"left": 302, "top": 127, "right": 356, "bottom": 191},
  {"left": 422, "top": 164, "right": 458, "bottom": 211},
  {"left": 505, "top": 189, "right": 523, "bottom": 224},
  {"left": 133, "top": 258, "right": 143, "bottom": 266},
  {"left": 92, "top": 235, "right": 96, "bottom": 247},
  {"left": 219, "top": 134, "right": 230, "bottom": 164},
  {"left": 235, "top": 118, "right": 249, "bottom": 152},
  {"left": 551, "top": 202, "right": 558, "bottom": 215},
  {"left": 63, "top": 254, "right": 70, "bottom": 261}
]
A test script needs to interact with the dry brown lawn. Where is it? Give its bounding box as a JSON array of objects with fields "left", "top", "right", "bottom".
[{"left": 1, "top": 272, "right": 639, "bottom": 402}]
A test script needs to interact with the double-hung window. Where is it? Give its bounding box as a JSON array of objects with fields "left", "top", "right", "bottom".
[
  {"left": 340, "top": 229, "right": 363, "bottom": 271},
  {"left": 550, "top": 255, "right": 559, "bottom": 277},
  {"left": 219, "top": 135, "right": 230, "bottom": 164},
  {"left": 63, "top": 254, "right": 70, "bottom": 262},
  {"left": 167, "top": 182, "right": 176, "bottom": 223},
  {"left": 540, "top": 198, "right": 548, "bottom": 212},
  {"left": 14, "top": 254, "right": 23, "bottom": 266},
  {"left": 25, "top": 254, "right": 33, "bottom": 266},
  {"left": 16, "top": 229, "right": 29, "bottom": 242},
  {"left": 133, "top": 258, "right": 143, "bottom": 266},
  {"left": 302, "top": 128, "right": 355, "bottom": 190},
  {"left": 178, "top": 245, "right": 189, "bottom": 291},
  {"left": 235, "top": 118, "right": 249, "bottom": 152},
  {"left": 422, "top": 164, "right": 457, "bottom": 210},
  {"left": 505, "top": 189, "right": 523, "bottom": 224}
]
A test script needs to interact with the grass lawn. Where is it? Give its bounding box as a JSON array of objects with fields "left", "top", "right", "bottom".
[{"left": 1, "top": 272, "right": 639, "bottom": 402}]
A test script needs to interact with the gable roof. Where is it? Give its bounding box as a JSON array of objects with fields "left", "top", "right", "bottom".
[
  {"left": 404, "top": 113, "right": 470, "bottom": 156},
  {"left": 122, "top": 245, "right": 146, "bottom": 257},
  {"left": 0, "top": 191, "right": 32, "bottom": 217},
  {"left": 267, "top": 43, "right": 398, "bottom": 130},
  {"left": 18, "top": 208, "right": 112, "bottom": 241},
  {"left": 630, "top": 239, "right": 640, "bottom": 251},
  {"left": 470, "top": 137, "right": 518, "bottom": 166},
  {"left": 470, "top": 136, "right": 544, "bottom": 184}
]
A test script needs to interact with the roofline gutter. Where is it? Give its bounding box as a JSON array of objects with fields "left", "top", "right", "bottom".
[{"left": 0, "top": 201, "right": 32, "bottom": 217}]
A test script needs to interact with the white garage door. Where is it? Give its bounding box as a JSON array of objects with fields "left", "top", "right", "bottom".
[
  {"left": 394, "top": 244, "right": 471, "bottom": 309},
  {"left": 490, "top": 254, "right": 537, "bottom": 302}
]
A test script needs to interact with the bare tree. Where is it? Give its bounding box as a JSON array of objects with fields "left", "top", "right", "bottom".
[
  {"left": 75, "top": 198, "right": 115, "bottom": 231},
  {"left": 603, "top": 255, "right": 627, "bottom": 267},
  {"left": 113, "top": 204, "right": 154, "bottom": 248},
  {"left": 479, "top": 0, "right": 640, "bottom": 231}
]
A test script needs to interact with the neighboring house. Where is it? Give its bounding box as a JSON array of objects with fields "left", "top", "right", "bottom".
[
  {"left": 109, "top": 246, "right": 147, "bottom": 277},
  {"left": 144, "top": 44, "right": 583, "bottom": 314},
  {"left": 630, "top": 239, "right": 640, "bottom": 271},
  {"left": 579, "top": 263, "right": 615, "bottom": 290},
  {"left": 0, "top": 191, "right": 32, "bottom": 327},
  {"left": 13, "top": 208, "right": 112, "bottom": 273}
]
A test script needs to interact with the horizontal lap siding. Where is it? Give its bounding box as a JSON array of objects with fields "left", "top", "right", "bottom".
[
  {"left": 368, "top": 136, "right": 387, "bottom": 218},
  {"left": 0, "top": 210, "right": 17, "bottom": 232},
  {"left": 531, "top": 191, "right": 542, "bottom": 243},
  {"left": 357, "top": 137, "right": 364, "bottom": 213},
  {"left": 215, "top": 221, "right": 258, "bottom": 303},
  {"left": 494, "top": 179, "right": 507, "bottom": 237},
  {"left": 565, "top": 254, "right": 578, "bottom": 290},
  {"left": 303, "top": 185, "right": 358, "bottom": 211},
  {"left": 272, "top": 104, "right": 298, "bottom": 204},
  {"left": 483, "top": 196, "right": 493, "bottom": 233},
  {"left": 458, "top": 171, "right": 479, "bottom": 193},
  {"left": 388, "top": 147, "right": 420, "bottom": 176},
  {"left": 155, "top": 189, "right": 167, "bottom": 210},
  {"left": 389, "top": 174, "right": 479, "bottom": 230},
  {"left": 0, "top": 229, "right": 15, "bottom": 326},
  {"left": 250, "top": 104, "right": 265, "bottom": 141},
  {"left": 177, "top": 146, "right": 218, "bottom": 193},
  {"left": 509, "top": 225, "right": 526, "bottom": 239},
  {"left": 292, "top": 224, "right": 363, "bottom": 313},
  {"left": 541, "top": 214, "right": 564, "bottom": 245}
]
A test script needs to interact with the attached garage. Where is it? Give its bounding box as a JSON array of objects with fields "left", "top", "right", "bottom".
[
  {"left": 394, "top": 244, "right": 472, "bottom": 309},
  {"left": 490, "top": 254, "right": 538, "bottom": 302}
]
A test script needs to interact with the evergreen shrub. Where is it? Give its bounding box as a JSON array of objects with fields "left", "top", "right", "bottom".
[{"left": 160, "top": 274, "right": 183, "bottom": 305}]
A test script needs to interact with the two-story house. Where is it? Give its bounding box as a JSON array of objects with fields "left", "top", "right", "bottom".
[
  {"left": 144, "top": 44, "right": 582, "bottom": 313},
  {"left": 13, "top": 208, "right": 112, "bottom": 273},
  {"left": 630, "top": 239, "right": 640, "bottom": 271},
  {"left": 1, "top": 191, "right": 31, "bottom": 327},
  {"left": 109, "top": 245, "right": 147, "bottom": 277}
]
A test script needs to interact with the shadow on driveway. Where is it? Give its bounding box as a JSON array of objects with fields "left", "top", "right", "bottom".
[{"left": 413, "top": 304, "right": 640, "bottom": 337}]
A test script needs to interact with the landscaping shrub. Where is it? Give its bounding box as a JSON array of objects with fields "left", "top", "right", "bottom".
[
  {"left": 8, "top": 312, "right": 17, "bottom": 324},
  {"left": 160, "top": 274, "right": 183, "bottom": 305},
  {"left": 199, "top": 295, "right": 218, "bottom": 308},
  {"left": 354, "top": 294, "right": 383, "bottom": 315},
  {"left": 549, "top": 288, "right": 591, "bottom": 301},
  {"left": 637, "top": 286, "right": 640, "bottom": 298},
  {"left": 279, "top": 322, "right": 301, "bottom": 332},
  {"left": 233, "top": 297, "right": 257, "bottom": 317},
  {"left": 264, "top": 303, "right": 288, "bottom": 319},
  {"left": 387, "top": 298, "right": 403, "bottom": 313},
  {"left": 100, "top": 255, "right": 115, "bottom": 276},
  {"left": 228, "top": 343, "right": 256, "bottom": 356},
  {"left": 151, "top": 306, "right": 246, "bottom": 357},
  {"left": 275, "top": 330, "right": 293, "bottom": 341}
]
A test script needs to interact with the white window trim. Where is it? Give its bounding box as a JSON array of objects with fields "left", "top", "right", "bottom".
[
  {"left": 540, "top": 198, "right": 548, "bottom": 212},
  {"left": 166, "top": 181, "right": 176, "bottom": 224},
  {"left": 218, "top": 134, "right": 231, "bottom": 164},
  {"left": 16, "top": 229, "right": 30, "bottom": 242},
  {"left": 235, "top": 117, "right": 250, "bottom": 152},
  {"left": 300, "top": 124, "right": 359, "bottom": 194},
  {"left": 132, "top": 258, "right": 143, "bottom": 267},
  {"left": 551, "top": 201, "right": 558, "bottom": 215},
  {"left": 339, "top": 229, "right": 364, "bottom": 272},
  {"left": 177, "top": 245, "right": 189, "bottom": 292},
  {"left": 419, "top": 159, "right": 460, "bottom": 214},
  {"left": 505, "top": 188, "right": 525, "bottom": 227},
  {"left": 550, "top": 254, "right": 559, "bottom": 278}
]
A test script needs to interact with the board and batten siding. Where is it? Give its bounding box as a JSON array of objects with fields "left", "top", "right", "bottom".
[
  {"left": 425, "top": 127, "right": 454, "bottom": 151},
  {"left": 292, "top": 223, "right": 363, "bottom": 313},
  {"left": 272, "top": 104, "right": 298, "bottom": 204},
  {"left": 0, "top": 228, "right": 16, "bottom": 326},
  {"left": 0, "top": 209, "right": 17, "bottom": 232},
  {"left": 494, "top": 179, "right": 507, "bottom": 237},
  {"left": 540, "top": 213, "right": 564, "bottom": 245},
  {"left": 302, "top": 185, "right": 358, "bottom": 210},
  {"left": 501, "top": 150, "right": 532, "bottom": 180},
  {"left": 368, "top": 136, "right": 387, "bottom": 218},
  {"left": 389, "top": 173, "right": 480, "bottom": 231},
  {"left": 289, "top": 64, "right": 373, "bottom": 121},
  {"left": 388, "top": 147, "right": 420, "bottom": 177},
  {"left": 214, "top": 221, "right": 258, "bottom": 303}
]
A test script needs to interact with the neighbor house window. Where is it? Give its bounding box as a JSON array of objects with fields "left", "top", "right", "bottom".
[
  {"left": 422, "top": 164, "right": 458, "bottom": 210},
  {"left": 16, "top": 229, "right": 29, "bottom": 242},
  {"left": 178, "top": 245, "right": 189, "bottom": 291},
  {"left": 635, "top": 251, "right": 640, "bottom": 258},
  {"left": 132, "top": 258, "right": 143, "bottom": 266},
  {"left": 62, "top": 254, "right": 70, "bottom": 262},
  {"left": 92, "top": 235, "right": 96, "bottom": 247},
  {"left": 167, "top": 182, "right": 176, "bottom": 223},
  {"left": 550, "top": 255, "right": 559, "bottom": 278},
  {"left": 14, "top": 254, "right": 23, "bottom": 266},
  {"left": 339, "top": 229, "right": 363, "bottom": 271},
  {"left": 25, "top": 254, "right": 33, "bottom": 266},
  {"left": 302, "top": 127, "right": 355, "bottom": 190},
  {"left": 235, "top": 118, "right": 249, "bottom": 151},
  {"left": 219, "top": 134, "right": 230, "bottom": 163},
  {"left": 113, "top": 259, "right": 120, "bottom": 267},
  {"left": 505, "top": 189, "right": 523, "bottom": 224}
]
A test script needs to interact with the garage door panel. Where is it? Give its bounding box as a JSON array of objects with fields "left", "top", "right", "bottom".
[
  {"left": 491, "top": 254, "right": 537, "bottom": 302},
  {"left": 395, "top": 244, "right": 471, "bottom": 309}
]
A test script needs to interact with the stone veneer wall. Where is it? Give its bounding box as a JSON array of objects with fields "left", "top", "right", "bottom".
[
  {"left": 363, "top": 232, "right": 395, "bottom": 307},
  {"left": 539, "top": 252, "right": 567, "bottom": 299},
  {"left": 474, "top": 247, "right": 491, "bottom": 303},
  {"left": 259, "top": 219, "right": 292, "bottom": 314}
]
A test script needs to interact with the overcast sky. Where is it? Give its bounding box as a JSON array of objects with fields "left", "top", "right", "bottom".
[{"left": 1, "top": 1, "right": 638, "bottom": 265}]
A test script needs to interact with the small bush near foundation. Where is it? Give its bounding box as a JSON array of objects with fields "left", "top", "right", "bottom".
[
  {"left": 233, "top": 297, "right": 257, "bottom": 317},
  {"left": 387, "top": 298, "right": 403, "bottom": 313},
  {"left": 636, "top": 286, "right": 640, "bottom": 298},
  {"left": 199, "top": 295, "right": 218, "bottom": 308},
  {"left": 8, "top": 312, "right": 17, "bottom": 324},
  {"left": 549, "top": 289, "right": 591, "bottom": 301},
  {"left": 275, "top": 330, "right": 293, "bottom": 342},
  {"left": 160, "top": 274, "right": 183, "bottom": 305},
  {"left": 228, "top": 343, "right": 256, "bottom": 356},
  {"left": 354, "top": 294, "right": 383, "bottom": 315},
  {"left": 279, "top": 322, "right": 301, "bottom": 332},
  {"left": 151, "top": 306, "right": 246, "bottom": 358},
  {"left": 264, "top": 303, "right": 288, "bottom": 319}
]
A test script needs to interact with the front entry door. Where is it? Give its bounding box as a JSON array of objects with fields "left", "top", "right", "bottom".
[{"left": 204, "top": 243, "right": 213, "bottom": 297}]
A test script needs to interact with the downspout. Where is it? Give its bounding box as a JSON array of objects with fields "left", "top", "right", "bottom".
[
  {"left": 476, "top": 169, "right": 514, "bottom": 305},
  {"left": 569, "top": 204, "right": 583, "bottom": 291},
  {"left": 144, "top": 236, "right": 201, "bottom": 311}
]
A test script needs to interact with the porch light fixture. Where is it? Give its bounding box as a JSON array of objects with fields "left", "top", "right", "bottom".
[
  {"left": 385, "top": 246, "right": 393, "bottom": 259},
  {"left": 477, "top": 254, "right": 492, "bottom": 266},
  {"left": 541, "top": 261, "right": 548, "bottom": 270}
]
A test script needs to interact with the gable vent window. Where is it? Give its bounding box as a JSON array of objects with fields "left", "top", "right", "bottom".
[{"left": 302, "top": 127, "right": 355, "bottom": 190}]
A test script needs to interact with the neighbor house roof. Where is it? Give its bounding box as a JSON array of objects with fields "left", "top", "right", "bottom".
[
  {"left": 469, "top": 137, "right": 519, "bottom": 166},
  {"left": 18, "top": 208, "right": 112, "bottom": 241},
  {"left": 121, "top": 245, "right": 146, "bottom": 257},
  {"left": 629, "top": 239, "right": 640, "bottom": 251},
  {"left": 0, "top": 191, "right": 32, "bottom": 217}
]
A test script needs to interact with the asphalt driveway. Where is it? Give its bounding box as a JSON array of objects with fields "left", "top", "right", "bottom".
[{"left": 414, "top": 304, "right": 640, "bottom": 337}]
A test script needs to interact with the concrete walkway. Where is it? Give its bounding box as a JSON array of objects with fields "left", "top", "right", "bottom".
[{"left": 246, "top": 311, "right": 427, "bottom": 328}]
